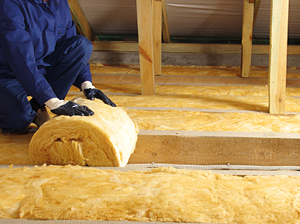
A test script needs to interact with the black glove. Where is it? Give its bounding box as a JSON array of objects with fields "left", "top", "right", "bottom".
[
  {"left": 51, "top": 101, "right": 94, "bottom": 116},
  {"left": 84, "top": 88, "right": 116, "bottom": 107}
]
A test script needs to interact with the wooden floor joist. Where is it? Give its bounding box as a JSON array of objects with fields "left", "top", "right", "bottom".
[
  {"left": 130, "top": 130, "right": 300, "bottom": 166},
  {"left": 2, "top": 129, "right": 300, "bottom": 166}
]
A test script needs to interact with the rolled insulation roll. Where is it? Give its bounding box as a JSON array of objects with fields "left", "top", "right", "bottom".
[{"left": 29, "top": 97, "right": 139, "bottom": 167}]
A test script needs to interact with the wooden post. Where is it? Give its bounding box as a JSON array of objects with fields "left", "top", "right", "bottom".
[
  {"left": 253, "top": 0, "right": 262, "bottom": 27},
  {"left": 269, "top": 0, "right": 289, "bottom": 114},
  {"left": 152, "top": 0, "right": 162, "bottom": 75},
  {"left": 241, "top": 0, "right": 254, "bottom": 78},
  {"left": 136, "top": 0, "right": 155, "bottom": 95},
  {"left": 162, "top": 0, "right": 171, "bottom": 43},
  {"left": 68, "top": 0, "right": 97, "bottom": 41}
]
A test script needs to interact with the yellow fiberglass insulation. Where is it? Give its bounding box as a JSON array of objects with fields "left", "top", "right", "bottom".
[
  {"left": 1, "top": 165, "right": 300, "bottom": 223},
  {"left": 29, "top": 97, "right": 139, "bottom": 167}
]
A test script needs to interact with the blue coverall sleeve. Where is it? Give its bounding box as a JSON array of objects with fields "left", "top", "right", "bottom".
[{"left": 0, "top": 0, "right": 57, "bottom": 105}]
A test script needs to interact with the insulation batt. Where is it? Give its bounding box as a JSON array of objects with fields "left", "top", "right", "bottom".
[
  {"left": 29, "top": 97, "right": 139, "bottom": 167},
  {"left": 1, "top": 165, "right": 300, "bottom": 223}
]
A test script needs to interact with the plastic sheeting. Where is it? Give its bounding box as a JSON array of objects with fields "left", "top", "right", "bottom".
[{"left": 78, "top": 0, "right": 300, "bottom": 39}]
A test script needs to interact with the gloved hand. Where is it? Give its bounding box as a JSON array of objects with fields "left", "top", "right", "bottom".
[
  {"left": 84, "top": 88, "right": 116, "bottom": 107},
  {"left": 45, "top": 98, "right": 94, "bottom": 116},
  {"left": 81, "top": 81, "right": 116, "bottom": 107},
  {"left": 51, "top": 101, "right": 94, "bottom": 116}
]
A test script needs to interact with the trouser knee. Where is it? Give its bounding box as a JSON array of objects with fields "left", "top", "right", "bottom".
[
  {"left": 67, "top": 35, "right": 93, "bottom": 63},
  {"left": 1, "top": 113, "right": 34, "bottom": 133}
]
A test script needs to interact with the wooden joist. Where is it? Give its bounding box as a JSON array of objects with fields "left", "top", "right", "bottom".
[
  {"left": 130, "top": 130, "right": 300, "bottom": 166},
  {"left": 92, "top": 42, "right": 300, "bottom": 55},
  {"left": 2, "top": 129, "right": 300, "bottom": 167}
]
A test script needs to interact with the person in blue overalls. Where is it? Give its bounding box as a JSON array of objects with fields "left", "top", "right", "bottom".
[{"left": 0, "top": 0, "right": 116, "bottom": 133}]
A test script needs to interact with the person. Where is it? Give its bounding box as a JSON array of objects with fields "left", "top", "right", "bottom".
[{"left": 0, "top": 0, "right": 116, "bottom": 134}]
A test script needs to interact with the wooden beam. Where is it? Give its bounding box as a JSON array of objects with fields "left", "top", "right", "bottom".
[
  {"left": 268, "top": 0, "right": 289, "bottom": 114},
  {"left": 253, "top": 0, "right": 262, "bottom": 27},
  {"left": 68, "top": 0, "right": 97, "bottom": 41},
  {"left": 136, "top": 0, "right": 155, "bottom": 95},
  {"left": 241, "top": 0, "right": 254, "bottom": 78},
  {"left": 92, "top": 41, "right": 300, "bottom": 55},
  {"left": 92, "top": 41, "right": 138, "bottom": 52},
  {"left": 91, "top": 73, "right": 300, "bottom": 86},
  {"left": 152, "top": 0, "right": 162, "bottom": 75},
  {"left": 2, "top": 129, "right": 300, "bottom": 167},
  {"left": 129, "top": 130, "right": 300, "bottom": 166},
  {"left": 162, "top": 0, "right": 171, "bottom": 43}
]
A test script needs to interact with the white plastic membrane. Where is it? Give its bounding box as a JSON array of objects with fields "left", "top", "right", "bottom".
[{"left": 78, "top": 0, "right": 300, "bottom": 39}]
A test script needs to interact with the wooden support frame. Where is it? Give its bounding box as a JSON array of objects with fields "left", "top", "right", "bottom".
[
  {"left": 68, "top": 0, "right": 97, "bottom": 41},
  {"left": 74, "top": 0, "right": 290, "bottom": 114},
  {"left": 268, "top": 0, "right": 289, "bottom": 114},
  {"left": 241, "top": 0, "right": 255, "bottom": 78}
]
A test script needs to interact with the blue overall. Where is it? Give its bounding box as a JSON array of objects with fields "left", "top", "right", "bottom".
[{"left": 0, "top": 0, "right": 93, "bottom": 133}]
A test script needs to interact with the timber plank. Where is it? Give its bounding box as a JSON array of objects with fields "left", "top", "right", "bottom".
[
  {"left": 2, "top": 130, "right": 300, "bottom": 167},
  {"left": 129, "top": 130, "right": 300, "bottom": 166},
  {"left": 92, "top": 41, "right": 300, "bottom": 55}
]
